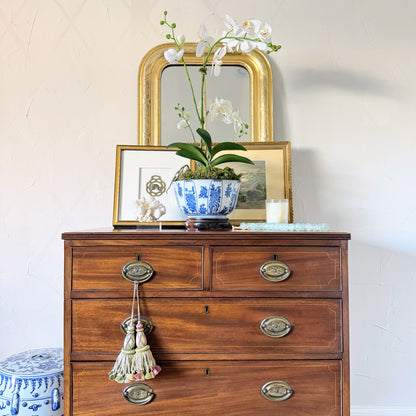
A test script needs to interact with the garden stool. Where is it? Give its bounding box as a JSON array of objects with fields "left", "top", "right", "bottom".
[{"left": 0, "top": 348, "right": 63, "bottom": 415}]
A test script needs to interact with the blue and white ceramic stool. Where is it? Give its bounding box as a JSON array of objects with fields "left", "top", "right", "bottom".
[{"left": 0, "top": 348, "right": 63, "bottom": 416}]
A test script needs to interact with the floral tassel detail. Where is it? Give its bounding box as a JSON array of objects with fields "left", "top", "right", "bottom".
[
  {"left": 132, "top": 323, "right": 161, "bottom": 380},
  {"left": 108, "top": 321, "right": 136, "bottom": 383}
]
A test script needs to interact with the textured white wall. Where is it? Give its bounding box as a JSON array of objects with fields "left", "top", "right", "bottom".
[{"left": 1, "top": 0, "right": 415, "bottom": 413}]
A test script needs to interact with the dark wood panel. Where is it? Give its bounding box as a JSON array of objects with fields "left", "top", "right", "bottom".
[
  {"left": 71, "top": 245, "right": 203, "bottom": 291},
  {"left": 71, "top": 360, "right": 341, "bottom": 416},
  {"left": 212, "top": 246, "right": 341, "bottom": 292},
  {"left": 72, "top": 298, "right": 341, "bottom": 357}
]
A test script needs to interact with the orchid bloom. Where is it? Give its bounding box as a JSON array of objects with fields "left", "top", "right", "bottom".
[
  {"left": 177, "top": 119, "right": 189, "bottom": 129},
  {"left": 176, "top": 34, "right": 186, "bottom": 48},
  {"left": 242, "top": 19, "right": 262, "bottom": 37},
  {"left": 224, "top": 14, "right": 241, "bottom": 36},
  {"left": 196, "top": 25, "right": 214, "bottom": 57},
  {"left": 259, "top": 23, "right": 272, "bottom": 42},
  {"left": 222, "top": 16, "right": 271, "bottom": 53},
  {"left": 208, "top": 98, "right": 234, "bottom": 121},
  {"left": 231, "top": 110, "right": 244, "bottom": 134},
  {"left": 177, "top": 111, "right": 190, "bottom": 129},
  {"left": 164, "top": 48, "right": 184, "bottom": 64},
  {"left": 211, "top": 46, "right": 227, "bottom": 76}
]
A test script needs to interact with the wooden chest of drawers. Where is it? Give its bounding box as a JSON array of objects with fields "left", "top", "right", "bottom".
[{"left": 63, "top": 230, "right": 350, "bottom": 415}]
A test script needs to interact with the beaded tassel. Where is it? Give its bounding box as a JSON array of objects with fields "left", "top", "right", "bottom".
[
  {"left": 132, "top": 323, "right": 161, "bottom": 380},
  {"left": 108, "top": 321, "right": 136, "bottom": 383}
]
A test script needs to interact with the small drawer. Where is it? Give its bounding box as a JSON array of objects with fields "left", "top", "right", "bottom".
[
  {"left": 71, "top": 298, "right": 341, "bottom": 358},
  {"left": 212, "top": 246, "right": 341, "bottom": 292},
  {"left": 71, "top": 246, "right": 203, "bottom": 292},
  {"left": 71, "top": 360, "right": 341, "bottom": 415}
]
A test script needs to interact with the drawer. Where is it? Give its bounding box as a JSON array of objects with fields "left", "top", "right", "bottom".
[
  {"left": 212, "top": 246, "right": 341, "bottom": 292},
  {"left": 71, "top": 246, "right": 203, "bottom": 291},
  {"left": 72, "top": 298, "right": 341, "bottom": 358},
  {"left": 71, "top": 360, "right": 341, "bottom": 416}
]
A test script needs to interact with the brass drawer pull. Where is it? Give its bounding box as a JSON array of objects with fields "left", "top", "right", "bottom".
[
  {"left": 122, "top": 383, "right": 154, "bottom": 405},
  {"left": 259, "top": 258, "right": 291, "bottom": 282},
  {"left": 261, "top": 380, "right": 293, "bottom": 401},
  {"left": 260, "top": 316, "right": 292, "bottom": 337},
  {"left": 120, "top": 316, "right": 154, "bottom": 336},
  {"left": 122, "top": 259, "right": 154, "bottom": 283}
]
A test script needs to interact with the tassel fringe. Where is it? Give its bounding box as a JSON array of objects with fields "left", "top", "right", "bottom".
[{"left": 108, "top": 322, "right": 137, "bottom": 383}]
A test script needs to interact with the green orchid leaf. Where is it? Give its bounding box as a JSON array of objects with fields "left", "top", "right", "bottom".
[
  {"left": 210, "top": 142, "right": 248, "bottom": 158},
  {"left": 169, "top": 144, "right": 208, "bottom": 166},
  {"left": 196, "top": 128, "right": 212, "bottom": 151},
  {"left": 211, "top": 154, "right": 255, "bottom": 167}
]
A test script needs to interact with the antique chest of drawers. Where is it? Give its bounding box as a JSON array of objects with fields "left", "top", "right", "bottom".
[{"left": 63, "top": 229, "right": 350, "bottom": 415}]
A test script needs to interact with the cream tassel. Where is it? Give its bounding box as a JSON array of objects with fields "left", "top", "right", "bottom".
[
  {"left": 108, "top": 283, "right": 140, "bottom": 383},
  {"left": 108, "top": 321, "right": 136, "bottom": 383},
  {"left": 131, "top": 283, "right": 161, "bottom": 380}
]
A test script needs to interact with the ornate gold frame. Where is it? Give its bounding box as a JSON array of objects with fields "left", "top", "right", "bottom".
[{"left": 138, "top": 43, "right": 273, "bottom": 145}]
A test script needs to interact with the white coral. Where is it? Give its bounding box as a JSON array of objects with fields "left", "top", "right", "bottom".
[{"left": 136, "top": 197, "right": 166, "bottom": 222}]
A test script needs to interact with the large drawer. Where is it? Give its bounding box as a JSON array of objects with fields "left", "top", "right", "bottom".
[
  {"left": 71, "top": 298, "right": 341, "bottom": 358},
  {"left": 71, "top": 246, "right": 203, "bottom": 292},
  {"left": 71, "top": 360, "right": 341, "bottom": 416},
  {"left": 212, "top": 246, "right": 341, "bottom": 292}
]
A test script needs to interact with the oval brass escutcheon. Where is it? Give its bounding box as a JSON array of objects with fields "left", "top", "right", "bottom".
[
  {"left": 261, "top": 380, "right": 293, "bottom": 402},
  {"left": 122, "top": 383, "right": 154, "bottom": 405},
  {"left": 122, "top": 260, "right": 154, "bottom": 283},
  {"left": 120, "top": 316, "right": 154, "bottom": 336},
  {"left": 260, "top": 316, "right": 292, "bottom": 338},
  {"left": 259, "top": 260, "right": 291, "bottom": 282}
]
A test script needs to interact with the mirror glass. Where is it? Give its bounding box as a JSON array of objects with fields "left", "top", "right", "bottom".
[{"left": 160, "top": 65, "right": 250, "bottom": 144}]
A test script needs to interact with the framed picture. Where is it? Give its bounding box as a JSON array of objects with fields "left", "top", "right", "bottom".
[
  {"left": 218, "top": 141, "right": 293, "bottom": 223},
  {"left": 113, "top": 146, "right": 187, "bottom": 227}
]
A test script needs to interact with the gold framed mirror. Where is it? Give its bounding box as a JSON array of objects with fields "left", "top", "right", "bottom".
[{"left": 138, "top": 42, "right": 274, "bottom": 145}]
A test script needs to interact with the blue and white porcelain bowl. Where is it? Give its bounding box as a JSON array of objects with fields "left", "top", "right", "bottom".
[
  {"left": 0, "top": 348, "right": 63, "bottom": 416},
  {"left": 173, "top": 179, "right": 241, "bottom": 218}
]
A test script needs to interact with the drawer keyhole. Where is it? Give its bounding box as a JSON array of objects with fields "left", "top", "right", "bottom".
[{"left": 205, "top": 305, "right": 209, "bottom": 314}]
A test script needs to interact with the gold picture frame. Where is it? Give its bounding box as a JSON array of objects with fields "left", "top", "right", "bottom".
[
  {"left": 138, "top": 42, "right": 273, "bottom": 145},
  {"left": 218, "top": 141, "right": 293, "bottom": 223},
  {"left": 112, "top": 145, "right": 187, "bottom": 227}
]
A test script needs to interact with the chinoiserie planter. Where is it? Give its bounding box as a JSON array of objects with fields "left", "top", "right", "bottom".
[{"left": 173, "top": 179, "right": 241, "bottom": 231}]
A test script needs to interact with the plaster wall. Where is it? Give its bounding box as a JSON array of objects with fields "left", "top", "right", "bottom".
[{"left": 1, "top": 1, "right": 415, "bottom": 414}]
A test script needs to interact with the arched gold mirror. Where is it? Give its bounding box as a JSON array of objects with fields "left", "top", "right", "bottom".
[{"left": 138, "top": 43, "right": 274, "bottom": 145}]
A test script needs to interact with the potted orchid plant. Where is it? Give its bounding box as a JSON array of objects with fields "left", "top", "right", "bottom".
[{"left": 160, "top": 11, "right": 281, "bottom": 229}]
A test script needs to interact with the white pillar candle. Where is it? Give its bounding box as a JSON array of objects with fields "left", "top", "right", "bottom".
[
  {"left": 266, "top": 199, "right": 282, "bottom": 223},
  {"left": 279, "top": 199, "right": 289, "bottom": 223}
]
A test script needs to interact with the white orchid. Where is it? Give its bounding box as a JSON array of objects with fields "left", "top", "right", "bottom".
[
  {"left": 224, "top": 14, "right": 242, "bottom": 36},
  {"left": 258, "top": 23, "right": 272, "bottom": 42},
  {"left": 177, "top": 119, "right": 189, "bottom": 129},
  {"left": 242, "top": 19, "right": 262, "bottom": 37},
  {"left": 177, "top": 111, "right": 191, "bottom": 129},
  {"left": 164, "top": 48, "right": 184, "bottom": 64},
  {"left": 208, "top": 98, "right": 233, "bottom": 121},
  {"left": 231, "top": 110, "right": 244, "bottom": 134},
  {"left": 211, "top": 45, "right": 227, "bottom": 76},
  {"left": 196, "top": 25, "right": 214, "bottom": 57},
  {"left": 176, "top": 34, "right": 186, "bottom": 48},
  {"left": 160, "top": 11, "right": 280, "bottom": 145}
]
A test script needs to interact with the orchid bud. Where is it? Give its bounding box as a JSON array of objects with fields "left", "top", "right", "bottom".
[{"left": 177, "top": 34, "right": 185, "bottom": 48}]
